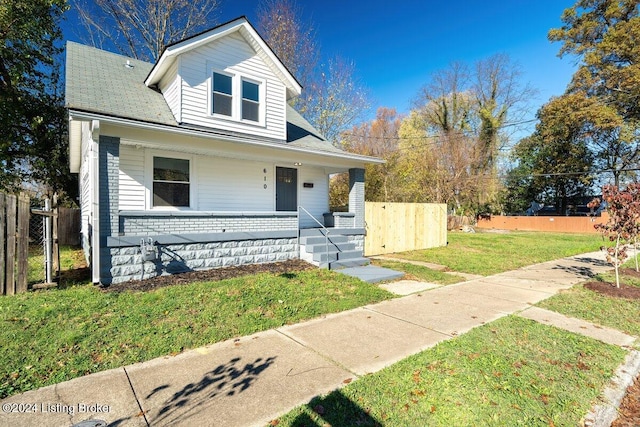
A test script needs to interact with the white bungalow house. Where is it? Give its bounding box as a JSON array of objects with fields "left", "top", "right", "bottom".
[{"left": 66, "top": 17, "right": 384, "bottom": 285}]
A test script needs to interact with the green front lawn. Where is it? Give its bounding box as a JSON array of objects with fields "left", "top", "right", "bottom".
[
  {"left": 0, "top": 267, "right": 392, "bottom": 398},
  {"left": 393, "top": 231, "right": 601, "bottom": 276},
  {"left": 273, "top": 316, "right": 627, "bottom": 427}
]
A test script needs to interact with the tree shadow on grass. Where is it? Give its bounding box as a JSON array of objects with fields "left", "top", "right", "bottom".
[{"left": 288, "top": 389, "right": 382, "bottom": 427}]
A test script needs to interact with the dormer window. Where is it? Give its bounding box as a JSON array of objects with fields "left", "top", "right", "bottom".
[
  {"left": 212, "top": 72, "right": 233, "bottom": 117},
  {"left": 210, "top": 69, "right": 265, "bottom": 125},
  {"left": 242, "top": 79, "right": 260, "bottom": 122}
]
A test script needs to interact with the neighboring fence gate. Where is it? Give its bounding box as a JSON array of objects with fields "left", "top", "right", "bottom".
[
  {"left": 0, "top": 192, "right": 73, "bottom": 295},
  {"left": 365, "top": 202, "right": 448, "bottom": 256},
  {"left": 0, "top": 193, "right": 30, "bottom": 295}
]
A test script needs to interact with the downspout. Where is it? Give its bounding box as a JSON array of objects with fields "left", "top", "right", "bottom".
[{"left": 90, "top": 120, "right": 101, "bottom": 284}]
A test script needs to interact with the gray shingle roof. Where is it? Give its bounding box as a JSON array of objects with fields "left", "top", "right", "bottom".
[
  {"left": 66, "top": 42, "right": 177, "bottom": 126},
  {"left": 65, "top": 41, "right": 352, "bottom": 157}
]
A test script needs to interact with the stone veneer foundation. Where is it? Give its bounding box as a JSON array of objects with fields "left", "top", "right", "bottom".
[{"left": 108, "top": 237, "right": 298, "bottom": 284}]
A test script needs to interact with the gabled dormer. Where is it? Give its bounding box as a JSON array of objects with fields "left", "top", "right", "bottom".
[{"left": 144, "top": 17, "right": 301, "bottom": 141}]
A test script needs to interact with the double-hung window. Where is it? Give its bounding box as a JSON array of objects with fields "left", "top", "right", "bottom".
[
  {"left": 210, "top": 70, "right": 263, "bottom": 124},
  {"left": 241, "top": 79, "right": 260, "bottom": 122},
  {"left": 212, "top": 72, "right": 233, "bottom": 117},
  {"left": 152, "top": 156, "right": 190, "bottom": 208}
]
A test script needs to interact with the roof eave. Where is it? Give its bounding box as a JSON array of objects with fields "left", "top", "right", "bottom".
[{"left": 67, "top": 109, "right": 383, "bottom": 165}]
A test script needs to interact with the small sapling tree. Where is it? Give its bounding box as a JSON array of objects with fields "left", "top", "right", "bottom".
[{"left": 593, "top": 185, "right": 639, "bottom": 288}]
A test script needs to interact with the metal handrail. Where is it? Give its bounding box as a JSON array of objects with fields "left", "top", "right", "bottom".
[{"left": 298, "top": 206, "right": 331, "bottom": 269}]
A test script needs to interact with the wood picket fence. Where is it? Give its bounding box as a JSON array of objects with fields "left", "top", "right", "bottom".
[{"left": 0, "top": 192, "right": 30, "bottom": 295}]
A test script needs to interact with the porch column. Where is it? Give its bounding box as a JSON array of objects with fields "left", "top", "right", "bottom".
[
  {"left": 348, "top": 168, "right": 365, "bottom": 228},
  {"left": 98, "top": 135, "right": 120, "bottom": 284}
]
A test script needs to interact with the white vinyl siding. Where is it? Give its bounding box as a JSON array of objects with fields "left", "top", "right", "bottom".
[
  {"left": 119, "top": 145, "right": 145, "bottom": 210},
  {"left": 198, "top": 157, "right": 274, "bottom": 211},
  {"left": 299, "top": 167, "right": 329, "bottom": 228},
  {"left": 179, "top": 33, "right": 286, "bottom": 139},
  {"left": 116, "top": 145, "right": 329, "bottom": 222},
  {"left": 159, "top": 60, "right": 181, "bottom": 122}
]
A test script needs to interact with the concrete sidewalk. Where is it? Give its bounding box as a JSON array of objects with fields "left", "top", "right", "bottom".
[{"left": 1, "top": 251, "right": 635, "bottom": 427}]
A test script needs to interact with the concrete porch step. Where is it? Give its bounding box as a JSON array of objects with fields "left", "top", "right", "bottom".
[
  {"left": 336, "top": 265, "right": 405, "bottom": 283},
  {"left": 300, "top": 235, "right": 349, "bottom": 246},
  {"left": 322, "top": 257, "right": 371, "bottom": 270},
  {"left": 305, "top": 241, "right": 356, "bottom": 253},
  {"left": 313, "top": 249, "right": 363, "bottom": 263}
]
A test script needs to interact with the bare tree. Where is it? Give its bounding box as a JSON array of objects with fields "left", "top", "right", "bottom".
[
  {"left": 406, "top": 57, "right": 537, "bottom": 212},
  {"left": 473, "top": 53, "right": 537, "bottom": 172},
  {"left": 330, "top": 108, "right": 402, "bottom": 208},
  {"left": 256, "top": 0, "right": 370, "bottom": 145},
  {"left": 303, "top": 57, "right": 371, "bottom": 145},
  {"left": 74, "top": 0, "right": 221, "bottom": 62},
  {"left": 397, "top": 111, "right": 483, "bottom": 211},
  {"left": 412, "top": 62, "right": 474, "bottom": 135},
  {"left": 257, "top": 0, "right": 318, "bottom": 89}
]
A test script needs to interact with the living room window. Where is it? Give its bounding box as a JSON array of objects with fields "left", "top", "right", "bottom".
[{"left": 152, "top": 156, "right": 190, "bottom": 207}]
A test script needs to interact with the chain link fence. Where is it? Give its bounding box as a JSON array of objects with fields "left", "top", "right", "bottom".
[{"left": 28, "top": 199, "right": 48, "bottom": 285}]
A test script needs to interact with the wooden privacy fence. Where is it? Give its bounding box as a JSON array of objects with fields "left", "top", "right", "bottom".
[
  {"left": 0, "top": 193, "right": 30, "bottom": 295},
  {"left": 476, "top": 214, "right": 610, "bottom": 234},
  {"left": 365, "top": 202, "right": 448, "bottom": 256},
  {"left": 58, "top": 207, "right": 81, "bottom": 246}
]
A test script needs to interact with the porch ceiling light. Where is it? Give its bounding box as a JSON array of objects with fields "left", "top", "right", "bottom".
[{"left": 294, "top": 162, "right": 302, "bottom": 166}]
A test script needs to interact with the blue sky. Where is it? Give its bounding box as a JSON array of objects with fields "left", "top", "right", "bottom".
[{"left": 217, "top": 0, "right": 579, "bottom": 124}]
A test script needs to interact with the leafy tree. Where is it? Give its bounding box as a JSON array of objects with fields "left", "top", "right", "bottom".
[
  {"left": 507, "top": 95, "right": 595, "bottom": 214},
  {"left": 501, "top": 136, "right": 544, "bottom": 214},
  {"left": 397, "top": 110, "right": 481, "bottom": 212},
  {"left": 548, "top": 0, "right": 640, "bottom": 186},
  {"left": 339, "top": 107, "right": 402, "bottom": 203},
  {"left": 0, "top": 0, "right": 73, "bottom": 198},
  {"left": 74, "top": 0, "right": 221, "bottom": 61},
  {"left": 550, "top": 0, "right": 640, "bottom": 122}
]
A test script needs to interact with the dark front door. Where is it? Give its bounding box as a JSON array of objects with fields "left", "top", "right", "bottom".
[{"left": 276, "top": 167, "right": 297, "bottom": 211}]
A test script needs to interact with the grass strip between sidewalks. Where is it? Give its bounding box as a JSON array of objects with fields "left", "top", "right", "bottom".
[
  {"left": 273, "top": 316, "right": 627, "bottom": 427},
  {"left": 538, "top": 270, "right": 640, "bottom": 338},
  {"left": 371, "top": 259, "right": 465, "bottom": 285}
]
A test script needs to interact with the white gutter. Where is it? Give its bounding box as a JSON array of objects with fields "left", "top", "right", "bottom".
[{"left": 67, "top": 110, "right": 385, "bottom": 165}]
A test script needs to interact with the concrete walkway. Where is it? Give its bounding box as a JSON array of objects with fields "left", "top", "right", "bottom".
[{"left": 1, "top": 251, "right": 636, "bottom": 427}]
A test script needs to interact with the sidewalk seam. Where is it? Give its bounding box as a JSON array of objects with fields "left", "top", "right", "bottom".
[
  {"left": 274, "top": 328, "right": 360, "bottom": 378},
  {"left": 363, "top": 306, "right": 455, "bottom": 338},
  {"left": 122, "top": 366, "right": 150, "bottom": 427}
]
